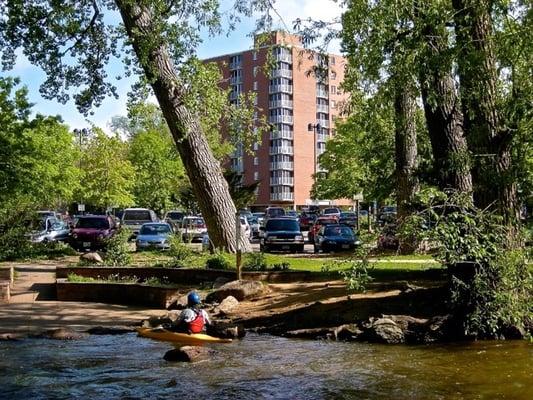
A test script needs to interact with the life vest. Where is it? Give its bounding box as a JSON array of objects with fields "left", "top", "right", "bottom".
[{"left": 188, "top": 310, "right": 205, "bottom": 333}]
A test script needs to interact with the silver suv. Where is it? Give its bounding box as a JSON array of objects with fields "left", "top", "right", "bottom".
[{"left": 121, "top": 208, "right": 158, "bottom": 238}]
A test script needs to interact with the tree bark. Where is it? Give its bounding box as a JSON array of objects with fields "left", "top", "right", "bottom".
[
  {"left": 394, "top": 80, "right": 418, "bottom": 254},
  {"left": 116, "top": 1, "right": 250, "bottom": 252},
  {"left": 452, "top": 0, "right": 519, "bottom": 224},
  {"left": 417, "top": 15, "right": 472, "bottom": 194}
]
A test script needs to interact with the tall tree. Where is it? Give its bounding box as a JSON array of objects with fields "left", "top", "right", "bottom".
[
  {"left": 452, "top": 0, "right": 519, "bottom": 223},
  {"left": 0, "top": 0, "right": 270, "bottom": 252}
]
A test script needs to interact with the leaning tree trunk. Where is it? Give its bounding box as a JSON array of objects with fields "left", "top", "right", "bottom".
[
  {"left": 452, "top": 0, "right": 519, "bottom": 225},
  {"left": 417, "top": 15, "right": 472, "bottom": 194},
  {"left": 394, "top": 80, "right": 419, "bottom": 254},
  {"left": 116, "top": 1, "right": 250, "bottom": 252}
]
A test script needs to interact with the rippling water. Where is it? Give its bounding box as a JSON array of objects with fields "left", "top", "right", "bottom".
[{"left": 1, "top": 334, "right": 531, "bottom": 399}]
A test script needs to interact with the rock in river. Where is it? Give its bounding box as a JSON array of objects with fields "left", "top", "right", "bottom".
[
  {"left": 33, "top": 328, "right": 85, "bottom": 340},
  {"left": 206, "top": 280, "right": 268, "bottom": 303},
  {"left": 164, "top": 346, "right": 214, "bottom": 362}
]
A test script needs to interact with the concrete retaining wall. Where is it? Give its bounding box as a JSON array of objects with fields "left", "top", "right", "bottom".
[
  {"left": 56, "top": 279, "right": 180, "bottom": 308},
  {"left": 56, "top": 267, "right": 314, "bottom": 284}
]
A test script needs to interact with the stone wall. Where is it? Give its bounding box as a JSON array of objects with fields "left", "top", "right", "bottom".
[
  {"left": 56, "top": 267, "right": 314, "bottom": 284},
  {"left": 56, "top": 279, "right": 180, "bottom": 308}
]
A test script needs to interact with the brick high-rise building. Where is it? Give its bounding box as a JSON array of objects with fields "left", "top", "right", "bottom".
[{"left": 205, "top": 31, "right": 350, "bottom": 210}]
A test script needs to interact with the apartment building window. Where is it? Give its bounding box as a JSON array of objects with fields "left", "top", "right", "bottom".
[
  {"left": 253, "top": 142, "right": 259, "bottom": 151},
  {"left": 253, "top": 66, "right": 259, "bottom": 77},
  {"left": 330, "top": 56, "right": 336, "bottom": 65},
  {"left": 253, "top": 51, "right": 258, "bottom": 60},
  {"left": 330, "top": 100, "right": 336, "bottom": 109},
  {"left": 253, "top": 157, "right": 259, "bottom": 166},
  {"left": 330, "top": 71, "right": 337, "bottom": 80},
  {"left": 254, "top": 171, "right": 259, "bottom": 181},
  {"left": 253, "top": 96, "right": 258, "bottom": 105},
  {"left": 253, "top": 81, "right": 258, "bottom": 91},
  {"left": 331, "top": 85, "right": 337, "bottom": 94},
  {"left": 253, "top": 111, "right": 258, "bottom": 120}
]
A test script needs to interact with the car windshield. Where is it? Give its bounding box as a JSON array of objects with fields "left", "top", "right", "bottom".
[
  {"left": 267, "top": 208, "right": 285, "bottom": 217},
  {"left": 166, "top": 212, "right": 183, "bottom": 220},
  {"left": 266, "top": 219, "right": 299, "bottom": 231},
  {"left": 123, "top": 210, "right": 151, "bottom": 221},
  {"left": 324, "top": 226, "right": 353, "bottom": 237},
  {"left": 140, "top": 224, "right": 171, "bottom": 235},
  {"left": 183, "top": 218, "right": 204, "bottom": 227},
  {"left": 323, "top": 208, "right": 339, "bottom": 214},
  {"left": 340, "top": 212, "right": 356, "bottom": 218},
  {"left": 75, "top": 218, "right": 109, "bottom": 229}
]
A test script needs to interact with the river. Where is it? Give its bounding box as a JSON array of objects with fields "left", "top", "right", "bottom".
[{"left": 1, "top": 333, "right": 531, "bottom": 399}]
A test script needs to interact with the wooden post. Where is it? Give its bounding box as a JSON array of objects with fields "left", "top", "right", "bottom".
[{"left": 235, "top": 213, "right": 242, "bottom": 280}]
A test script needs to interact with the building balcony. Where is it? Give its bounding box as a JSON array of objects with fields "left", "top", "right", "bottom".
[
  {"left": 270, "top": 192, "right": 294, "bottom": 202},
  {"left": 270, "top": 161, "right": 294, "bottom": 171},
  {"left": 270, "top": 177, "right": 294, "bottom": 186},
  {"left": 271, "top": 69, "right": 293, "bottom": 79},
  {"left": 270, "top": 130, "right": 293, "bottom": 140},
  {"left": 269, "top": 84, "right": 293, "bottom": 94},
  {"left": 317, "top": 133, "right": 329, "bottom": 142},
  {"left": 269, "top": 146, "right": 294, "bottom": 155},
  {"left": 269, "top": 115, "right": 293, "bottom": 124},
  {"left": 316, "top": 104, "right": 329, "bottom": 113},
  {"left": 230, "top": 76, "right": 243, "bottom": 85},
  {"left": 317, "top": 119, "right": 330, "bottom": 128},
  {"left": 229, "top": 61, "right": 242, "bottom": 70},
  {"left": 229, "top": 91, "right": 241, "bottom": 101},
  {"left": 274, "top": 52, "right": 292, "bottom": 63},
  {"left": 316, "top": 88, "right": 328, "bottom": 98},
  {"left": 269, "top": 99, "right": 293, "bottom": 109}
]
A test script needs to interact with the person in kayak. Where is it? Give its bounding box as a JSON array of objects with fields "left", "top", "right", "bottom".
[{"left": 172, "top": 291, "right": 211, "bottom": 334}]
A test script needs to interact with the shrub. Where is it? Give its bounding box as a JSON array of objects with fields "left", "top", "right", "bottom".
[
  {"left": 104, "top": 228, "right": 132, "bottom": 266},
  {"left": 270, "top": 262, "right": 290, "bottom": 271},
  {"left": 167, "top": 234, "right": 193, "bottom": 268},
  {"left": 205, "top": 250, "right": 233, "bottom": 270},
  {"left": 243, "top": 252, "right": 268, "bottom": 271}
]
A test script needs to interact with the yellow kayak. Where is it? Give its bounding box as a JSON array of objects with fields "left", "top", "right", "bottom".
[{"left": 137, "top": 328, "right": 232, "bottom": 345}]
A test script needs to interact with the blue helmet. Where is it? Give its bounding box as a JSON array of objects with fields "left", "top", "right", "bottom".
[{"left": 187, "top": 291, "right": 201, "bottom": 306}]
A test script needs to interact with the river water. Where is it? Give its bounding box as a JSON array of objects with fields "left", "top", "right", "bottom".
[{"left": 1, "top": 333, "right": 531, "bottom": 399}]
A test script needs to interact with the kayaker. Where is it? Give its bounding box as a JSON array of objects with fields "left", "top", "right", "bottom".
[{"left": 172, "top": 291, "right": 211, "bottom": 334}]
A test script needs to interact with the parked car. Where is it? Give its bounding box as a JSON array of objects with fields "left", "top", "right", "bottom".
[
  {"left": 135, "top": 223, "right": 173, "bottom": 251},
  {"left": 180, "top": 216, "right": 207, "bottom": 242},
  {"left": 265, "top": 206, "right": 286, "bottom": 220},
  {"left": 378, "top": 211, "right": 397, "bottom": 226},
  {"left": 240, "top": 216, "right": 252, "bottom": 240},
  {"left": 339, "top": 212, "right": 357, "bottom": 229},
  {"left": 286, "top": 210, "right": 298, "bottom": 218},
  {"left": 308, "top": 216, "right": 339, "bottom": 243},
  {"left": 314, "top": 224, "right": 361, "bottom": 253},
  {"left": 36, "top": 210, "right": 58, "bottom": 220},
  {"left": 260, "top": 217, "right": 304, "bottom": 253},
  {"left": 247, "top": 216, "right": 261, "bottom": 239},
  {"left": 298, "top": 211, "right": 317, "bottom": 231},
  {"left": 377, "top": 224, "right": 400, "bottom": 250},
  {"left": 322, "top": 207, "right": 342, "bottom": 219},
  {"left": 29, "top": 218, "right": 70, "bottom": 243},
  {"left": 164, "top": 210, "right": 185, "bottom": 229},
  {"left": 121, "top": 208, "right": 159, "bottom": 238},
  {"left": 252, "top": 212, "right": 265, "bottom": 226},
  {"left": 69, "top": 215, "right": 118, "bottom": 251}
]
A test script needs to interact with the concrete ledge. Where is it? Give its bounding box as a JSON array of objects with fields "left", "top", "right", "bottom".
[
  {"left": 0, "top": 280, "right": 10, "bottom": 303},
  {"left": 56, "top": 267, "right": 314, "bottom": 284},
  {"left": 0, "top": 266, "right": 14, "bottom": 287},
  {"left": 56, "top": 279, "right": 180, "bottom": 308}
]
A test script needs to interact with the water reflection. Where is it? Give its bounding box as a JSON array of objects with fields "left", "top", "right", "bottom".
[{"left": 0, "top": 334, "right": 531, "bottom": 399}]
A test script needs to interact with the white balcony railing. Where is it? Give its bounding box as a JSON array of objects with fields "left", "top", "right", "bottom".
[
  {"left": 270, "top": 130, "right": 293, "bottom": 140},
  {"left": 270, "top": 161, "right": 294, "bottom": 171},
  {"left": 229, "top": 61, "right": 242, "bottom": 70},
  {"left": 271, "top": 69, "right": 293, "bottom": 79},
  {"left": 316, "top": 88, "right": 328, "bottom": 98},
  {"left": 317, "top": 119, "right": 330, "bottom": 128},
  {"left": 270, "top": 177, "right": 294, "bottom": 186},
  {"left": 274, "top": 52, "right": 292, "bottom": 63},
  {"left": 316, "top": 104, "right": 329, "bottom": 113},
  {"left": 229, "top": 91, "right": 241, "bottom": 101},
  {"left": 269, "top": 146, "right": 294, "bottom": 155},
  {"left": 269, "top": 115, "right": 293, "bottom": 124},
  {"left": 270, "top": 192, "right": 294, "bottom": 201},
  {"left": 230, "top": 76, "right": 242, "bottom": 85},
  {"left": 269, "top": 99, "right": 293, "bottom": 109},
  {"left": 269, "top": 84, "right": 293, "bottom": 94},
  {"left": 317, "top": 133, "right": 329, "bottom": 142}
]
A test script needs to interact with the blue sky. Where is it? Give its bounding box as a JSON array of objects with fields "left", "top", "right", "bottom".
[{"left": 1, "top": 0, "right": 343, "bottom": 132}]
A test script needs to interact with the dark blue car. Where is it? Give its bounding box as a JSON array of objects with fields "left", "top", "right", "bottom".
[{"left": 313, "top": 224, "right": 361, "bottom": 253}]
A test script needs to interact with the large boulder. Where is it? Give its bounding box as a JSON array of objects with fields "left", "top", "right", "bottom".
[
  {"left": 363, "top": 318, "right": 405, "bottom": 344},
  {"left": 205, "top": 280, "right": 268, "bottom": 303},
  {"left": 163, "top": 346, "right": 214, "bottom": 362},
  {"left": 80, "top": 252, "right": 103, "bottom": 264},
  {"left": 217, "top": 296, "right": 239, "bottom": 315},
  {"left": 142, "top": 315, "right": 173, "bottom": 328},
  {"left": 206, "top": 322, "right": 245, "bottom": 339}
]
